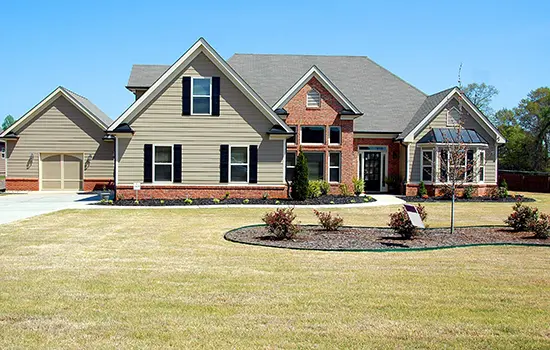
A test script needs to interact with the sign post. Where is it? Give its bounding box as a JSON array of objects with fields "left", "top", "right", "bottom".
[
  {"left": 403, "top": 204, "right": 425, "bottom": 228},
  {"left": 133, "top": 182, "right": 141, "bottom": 201}
]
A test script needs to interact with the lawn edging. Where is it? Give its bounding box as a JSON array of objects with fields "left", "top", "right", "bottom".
[{"left": 224, "top": 224, "right": 550, "bottom": 252}]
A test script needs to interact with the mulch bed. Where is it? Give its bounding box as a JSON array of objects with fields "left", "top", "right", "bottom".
[
  {"left": 225, "top": 225, "right": 550, "bottom": 251},
  {"left": 102, "top": 195, "right": 375, "bottom": 206},
  {"left": 400, "top": 195, "right": 535, "bottom": 203}
]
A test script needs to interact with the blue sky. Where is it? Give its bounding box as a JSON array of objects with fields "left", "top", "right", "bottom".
[{"left": 1, "top": 0, "right": 549, "bottom": 126}]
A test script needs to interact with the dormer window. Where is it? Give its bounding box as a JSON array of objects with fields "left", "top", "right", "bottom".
[
  {"left": 191, "top": 77, "right": 212, "bottom": 115},
  {"left": 306, "top": 89, "right": 321, "bottom": 108}
]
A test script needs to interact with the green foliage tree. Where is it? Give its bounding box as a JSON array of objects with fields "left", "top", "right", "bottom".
[
  {"left": 462, "top": 83, "right": 499, "bottom": 122},
  {"left": 2, "top": 115, "right": 15, "bottom": 130},
  {"left": 291, "top": 150, "right": 309, "bottom": 201},
  {"left": 498, "top": 124, "right": 534, "bottom": 170}
]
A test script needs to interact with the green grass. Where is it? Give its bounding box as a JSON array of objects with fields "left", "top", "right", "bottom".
[{"left": 0, "top": 193, "right": 549, "bottom": 348}]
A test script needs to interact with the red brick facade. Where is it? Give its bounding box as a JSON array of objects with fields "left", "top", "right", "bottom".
[
  {"left": 353, "top": 138, "right": 401, "bottom": 186},
  {"left": 83, "top": 179, "right": 114, "bottom": 192},
  {"left": 116, "top": 185, "right": 287, "bottom": 200},
  {"left": 6, "top": 178, "right": 39, "bottom": 191},
  {"left": 405, "top": 183, "right": 497, "bottom": 197}
]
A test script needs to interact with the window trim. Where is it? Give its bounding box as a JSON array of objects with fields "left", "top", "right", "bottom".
[
  {"left": 285, "top": 151, "right": 296, "bottom": 182},
  {"left": 190, "top": 76, "right": 212, "bottom": 116},
  {"left": 434, "top": 146, "right": 488, "bottom": 185},
  {"left": 420, "top": 149, "right": 433, "bottom": 183},
  {"left": 152, "top": 144, "right": 174, "bottom": 183},
  {"left": 300, "top": 125, "right": 326, "bottom": 145},
  {"left": 229, "top": 145, "right": 249, "bottom": 183},
  {"left": 303, "top": 151, "right": 325, "bottom": 181},
  {"left": 328, "top": 152, "right": 341, "bottom": 183},
  {"left": 478, "top": 149, "right": 485, "bottom": 183},
  {"left": 306, "top": 88, "right": 321, "bottom": 108},
  {"left": 329, "top": 126, "right": 341, "bottom": 145}
]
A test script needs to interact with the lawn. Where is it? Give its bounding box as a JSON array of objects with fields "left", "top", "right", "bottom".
[{"left": 0, "top": 193, "right": 549, "bottom": 348}]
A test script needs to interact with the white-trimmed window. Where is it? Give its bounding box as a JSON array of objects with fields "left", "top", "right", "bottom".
[
  {"left": 478, "top": 150, "right": 485, "bottom": 182},
  {"left": 307, "top": 89, "right": 321, "bottom": 108},
  {"left": 154, "top": 145, "right": 173, "bottom": 182},
  {"left": 230, "top": 146, "right": 248, "bottom": 182},
  {"left": 329, "top": 126, "right": 341, "bottom": 145},
  {"left": 301, "top": 126, "right": 325, "bottom": 144},
  {"left": 191, "top": 77, "right": 212, "bottom": 115},
  {"left": 286, "top": 152, "right": 296, "bottom": 181},
  {"left": 0, "top": 143, "right": 5, "bottom": 159},
  {"left": 421, "top": 150, "right": 433, "bottom": 182},
  {"left": 329, "top": 152, "right": 341, "bottom": 183}
]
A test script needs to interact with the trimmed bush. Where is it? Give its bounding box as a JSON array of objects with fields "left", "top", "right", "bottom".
[
  {"left": 388, "top": 204, "right": 427, "bottom": 239},
  {"left": 352, "top": 177, "right": 364, "bottom": 195},
  {"left": 262, "top": 208, "right": 299, "bottom": 239},
  {"left": 505, "top": 201, "right": 539, "bottom": 231},
  {"left": 418, "top": 181, "right": 428, "bottom": 197},
  {"left": 530, "top": 213, "right": 550, "bottom": 239},
  {"left": 313, "top": 210, "right": 344, "bottom": 231},
  {"left": 308, "top": 181, "right": 322, "bottom": 199},
  {"left": 291, "top": 151, "right": 309, "bottom": 201},
  {"left": 319, "top": 180, "right": 330, "bottom": 196}
]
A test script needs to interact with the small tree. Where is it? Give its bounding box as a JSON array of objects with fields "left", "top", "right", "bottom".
[
  {"left": 291, "top": 149, "right": 309, "bottom": 201},
  {"left": 2, "top": 115, "right": 15, "bottom": 130}
]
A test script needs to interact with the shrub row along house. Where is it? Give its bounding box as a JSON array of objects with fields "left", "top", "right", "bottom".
[{"left": 0, "top": 38, "right": 505, "bottom": 198}]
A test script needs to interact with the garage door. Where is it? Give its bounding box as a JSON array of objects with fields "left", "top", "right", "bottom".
[{"left": 41, "top": 154, "right": 83, "bottom": 191}]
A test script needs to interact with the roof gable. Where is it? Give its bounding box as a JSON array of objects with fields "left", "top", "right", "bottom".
[
  {"left": 109, "top": 38, "right": 291, "bottom": 133},
  {"left": 272, "top": 65, "right": 361, "bottom": 114},
  {"left": 0, "top": 87, "right": 110, "bottom": 138}
]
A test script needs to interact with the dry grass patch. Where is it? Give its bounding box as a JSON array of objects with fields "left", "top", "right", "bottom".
[{"left": 0, "top": 193, "right": 549, "bottom": 348}]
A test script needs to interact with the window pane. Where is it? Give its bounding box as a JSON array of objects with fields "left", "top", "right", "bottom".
[
  {"left": 305, "top": 153, "right": 324, "bottom": 180},
  {"left": 422, "top": 168, "right": 432, "bottom": 182},
  {"left": 330, "top": 168, "right": 340, "bottom": 183},
  {"left": 287, "top": 126, "right": 296, "bottom": 144},
  {"left": 467, "top": 150, "right": 474, "bottom": 180},
  {"left": 479, "top": 167, "right": 484, "bottom": 182},
  {"left": 193, "top": 97, "right": 210, "bottom": 114},
  {"left": 301, "top": 126, "right": 325, "bottom": 144},
  {"left": 231, "top": 147, "right": 248, "bottom": 163},
  {"left": 423, "top": 151, "right": 432, "bottom": 165},
  {"left": 286, "top": 152, "right": 296, "bottom": 167},
  {"left": 286, "top": 168, "right": 295, "bottom": 182},
  {"left": 155, "top": 164, "right": 172, "bottom": 181},
  {"left": 193, "top": 78, "right": 210, "bottom": 95},
  {"left": 330, "top": 153, "right": 340, "bottom": 166},
  {"left": 231, "top": 165, "right": 247, "bottom": 182},
  {"left": 330, "top": 127, "right": 341, "bottom": 144},
  {"left": 155, "top": 146, "right": 172, "bottom": 163}
]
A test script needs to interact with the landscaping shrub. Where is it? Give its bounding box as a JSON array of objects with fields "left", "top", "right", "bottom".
[
  {"left": 418, "top": 181, "right": 428, "bottom": 197},
  {"left": 463, "top": 185, "right": 475, "bottom": 199},
  {"left": 262, "top": 192, "right": 269, "bottom": 200},
  {"left": 184, "top": 198, "right": 193, "bottom": 205},
  {"left": 243, "top": 199, "right": 249, "bottom": 204},
  {"left": 308, "top": 180, "right": 322, "bottom": 199},
  {"left": 319, "top": 180, "right": 330, "bottom": 196},
  {"left": 388, "top": 204, "right": 427, "bottom": 239},
  {"left": 490, "top": 180, "right": 509, "bottom": 199},
  {"left": 262, "top": 208, "right": 299, "bottom": 239},
  {"left": 352, "top": 177, "right": 364, "bottom": 195},
  {"left": 291, "top": 151, "right": 309, "bottom": 201},
  {"left": 313, "top": 210, "right": 344, "bottom": 231},
  {"left": 505, "top": 200, "right": 539, "bottom": 231},
  {"left": 438, "top": 184, "right": 453, "bottom": 199},
  {"left": 339, "top": 183, "right": 352, "bottom": 196},
  {"left": 529, "top": 213, "right": 550, "bottom": 239},
  {"left": 213, "top": 198, "right": 220, "bottom": 204}
]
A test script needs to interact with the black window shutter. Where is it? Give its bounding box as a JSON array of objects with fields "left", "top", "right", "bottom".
[
  {"left": 212, "top": 77, "right": 220, "bottom": 116},
  {"left": 220, "top": 144, "right": 229, "bottom": 183},
  {"left": 144, "top": 144, "right": 153, "bottom": 183},
  {"left": 182, "top": 77, "right": 191, "bottom": 115},
  {"left": 173, "top": 144, "right": 182, "bottom": 183},
  {"left": 249, "top": 145, "right": 258, "bottom": 183}
]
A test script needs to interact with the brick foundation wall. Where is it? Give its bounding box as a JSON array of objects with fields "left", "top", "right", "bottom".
[
  {"left": 405, "top": 183, "right": 497, "bottom": 197},
  {"left": 6, "top": 178, "right": 39, "bottom": 191},
  {"left": 116, "top": 185, "right": 288, "bottom": 200},
  {"left": 83, "top": 179, "right": 114, "bottom": 192}
]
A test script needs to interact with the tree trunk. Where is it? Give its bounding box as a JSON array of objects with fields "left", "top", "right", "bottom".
[{"left": 451, "top": 189, "right": 455, "bottom": 234}]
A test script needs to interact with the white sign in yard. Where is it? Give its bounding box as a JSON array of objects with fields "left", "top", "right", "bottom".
[
  {"left": 133, "top": 182, "right": 141, "bottom": 191},
  {"left": 404, "top": 204, "right": 425, "bottom": 228}
]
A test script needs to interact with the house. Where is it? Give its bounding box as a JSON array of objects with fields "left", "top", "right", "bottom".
[
  {"left": 0, "top": 134, "right": 5, "bottom": 179},
  {"left": 111, "top": 38, "right": 504, "bottom": 199},
  {"left": 1, "top": 38, "right": 505, "bottom": 198},
  {"left": 0, "top": 87, "right": 113, "bottom": 191}
]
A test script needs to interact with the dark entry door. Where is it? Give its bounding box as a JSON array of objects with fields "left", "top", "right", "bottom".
[{"left": 364, "top": 152, "right": 381, "bottom": 192}]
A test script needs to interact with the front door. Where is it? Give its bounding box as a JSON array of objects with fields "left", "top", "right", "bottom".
[{"left": 364, "top": 152, "right": 381, "bottom": 192}]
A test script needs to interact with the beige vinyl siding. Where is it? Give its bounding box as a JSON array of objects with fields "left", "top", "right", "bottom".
[
  {"left": 5, "top": 96, "right": 113, "bottom": 180},
  {"left": 408, "top": 97, "right": 497, "bottom": 183},
  {"left": 118, "top": 52, "right": 284, "bottom": 185}
]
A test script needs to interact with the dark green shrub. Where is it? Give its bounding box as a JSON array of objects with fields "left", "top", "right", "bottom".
[
  {"left": 313, "top": 210, "right": 344, "bottom": 231},
  {"left": 352, "top": 177, "right": 364, "bottom": 195},
  {"left": 463, "top": 185, "right": 475, "bottom": 199},
  {"left": 291, "top": 151, "right": 309, "bottom": 201},
  {"left": 418, "top": 181, "right": 428, "bottom": 197},
  {"left": 319, "top": 180, "right": 330, "bottom": 196},
  {"left": 505, "top": 201, "right": 538, "bottom": 231},
  {"left": 388, "top": 204, "right": 428, "bottom": 239},
  {"left": 262, "top": 208, "right": 299, "bottom": 239}
]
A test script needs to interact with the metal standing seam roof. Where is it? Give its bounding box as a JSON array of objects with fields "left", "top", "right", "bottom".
[
  {"left": 59, "top": 87, "right": 112, "bottom": 127},
  {"left": 417, "top": 128, "right": 488, "bottom": 144}
]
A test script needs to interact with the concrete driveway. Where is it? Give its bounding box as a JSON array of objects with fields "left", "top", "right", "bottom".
[{"left": 0, "top": 192, "right": 100, "bottom": 225}]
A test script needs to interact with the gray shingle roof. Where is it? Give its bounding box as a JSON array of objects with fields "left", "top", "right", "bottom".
[
  {"left": 125, "top": 55, "right": 446, "bottom": 133},
  {"left": 397, "top": 87, "right": 456, "bottom": 139},
  {"left": 127, "top": 65, "right": 169, "bottom": 88},
  {"left": 60, "top": 87, "right": 111, "bottom": 127}
]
